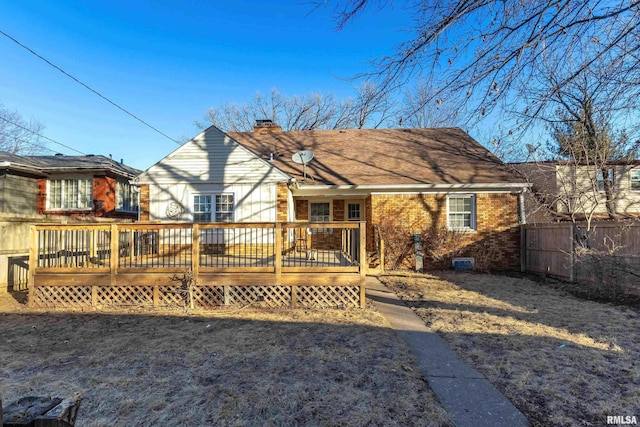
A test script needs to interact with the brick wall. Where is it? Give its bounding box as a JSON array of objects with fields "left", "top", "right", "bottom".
[
  {"left": 370, "top": 193, "right": 520, "bottom": 270},
  {"left": 295, "top": 199, "right": 308, "bottom": 221},
  {"left": 36, "top": 176, "right": 137, "bottom": 219},
  {"left": 276, "top": 183, "right": 289, "bottom": 222},
  {"left": 333, "top": 200, "right": 345, "bottom": 221},
  {"left": 139, "top": 184, "right": 150, "bottom": 221}
]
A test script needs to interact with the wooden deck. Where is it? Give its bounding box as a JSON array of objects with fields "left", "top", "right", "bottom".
[{"left": 29, "top": 222, "right": 367, "bottom": 309}]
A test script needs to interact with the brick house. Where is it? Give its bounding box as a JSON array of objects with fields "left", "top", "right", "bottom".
[
  {"left": 0, "top": 152, "right": 141, "bottom": 219},
  {"left": 135, "top": 123, "right": 529, "bottom": 271}
]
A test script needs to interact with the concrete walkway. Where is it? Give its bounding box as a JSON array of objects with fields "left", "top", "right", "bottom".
[{"left": 366, "top": 277, "right": 529, "bottom": 427}]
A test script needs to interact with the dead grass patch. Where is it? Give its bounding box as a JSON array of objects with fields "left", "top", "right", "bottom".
[
  {"left": 380, "top": 271, "right": 640, "bottom": 427},
  {"left": 0, "top": 304, "right": 451, "bottom": 426}
]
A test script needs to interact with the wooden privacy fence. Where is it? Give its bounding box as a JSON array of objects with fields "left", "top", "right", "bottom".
[
  {"left": 522, "top": 221, "right": 640, "bottom": 281},
  {"left": 28, "top": 222, "right": 367, "bottom": 309}
]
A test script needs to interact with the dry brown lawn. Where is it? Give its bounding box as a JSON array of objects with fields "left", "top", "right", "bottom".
[
  {"left": 0, "top": 296, "right": 451, "bottom": 426},
  {"left": 380, "top": 271, "right": 640, "bottom": 427}
]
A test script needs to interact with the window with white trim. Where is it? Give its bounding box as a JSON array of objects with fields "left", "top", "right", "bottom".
[
  {"left": 48, "top": 178, "right": 93, "bottom": 210},
  {"left": 310, "top": 202, "right": 330, "bottom": 222},
  {"left": 347, "top": 202, "right": 361, "bottom": 221},
  {"left": 630, "top": 169, "right": 640, "bottom": 191},
  {"left": 597, "top": 168, "right": 614, "bottom": 192},
  {"left": 193, "top": 193, "right": 234, "bottom": 222},
  {"left": 116, "top": 180, "right": 139, "bottom": 212},
  {"left": 447, "top": 195, "right": 476, "bottom": 230}
]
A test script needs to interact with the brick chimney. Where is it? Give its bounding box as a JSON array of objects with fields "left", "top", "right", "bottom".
[{"left": 254, "top": 119, "right": 282, "bottom": 133}]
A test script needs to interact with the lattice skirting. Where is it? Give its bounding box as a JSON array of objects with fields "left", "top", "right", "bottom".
[{"left": 30, "top": 284, "right": 362, "bottom": 309}]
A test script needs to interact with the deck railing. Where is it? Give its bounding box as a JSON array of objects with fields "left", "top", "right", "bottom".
[{"left": 29, "top": 222, "right": 367, "bottom": 309}]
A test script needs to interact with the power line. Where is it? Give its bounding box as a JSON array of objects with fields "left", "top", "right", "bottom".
[
  {"left": 0, "top": 28, "right": 181, "bottom": 145},
  {"left": 0, "top": 130, "right": 58, "bottom": 154},
  {"left": 0, "top": 115, "right": 85, "bottom": 154}
]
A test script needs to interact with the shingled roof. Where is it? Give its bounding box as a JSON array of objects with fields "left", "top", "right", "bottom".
[
  {"left": 228, "top": 128, "right": 522, "bottom": 186},
  {"left": 0, "top": 152, "right": 141, "bottom": 177}
]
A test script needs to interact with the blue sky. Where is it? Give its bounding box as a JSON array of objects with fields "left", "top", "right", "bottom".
[{"left": 0, "top": 0, "right": 412, "bottom": 170}]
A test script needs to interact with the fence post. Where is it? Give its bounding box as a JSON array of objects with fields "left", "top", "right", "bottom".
[
  {"left": 569, "top": 223, "right": 575, "bottom": 282},
  {"left": 190, "top": 223, "right": 199, "bottom": 310},
  {"left": 27, "top": 225, "right": 37, "bottom": 308}
]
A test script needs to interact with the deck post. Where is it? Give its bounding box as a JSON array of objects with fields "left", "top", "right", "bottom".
[
  {"left": 275, "top": 222, "right": 282, "bottom": 285},
  {"left": 110, "top": 224, "right": 119, "bottom": 287},
  {"left": 191, "top": 223, "right": 200, "bottom": 310},
  {"left": 359, "top": 221, "right": 367, "bottom": 308},
  {"left": 291, "top": 285, "right": 298, "bottom": 308},
  {"left": 27, "top": 225, "right": 37, "bottom": 308},
  {"left": 192, "top": 223, "right": 200, "bottom": 282}
]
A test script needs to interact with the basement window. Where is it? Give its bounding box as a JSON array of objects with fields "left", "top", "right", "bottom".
[{"left": 447, "top": 195, "right": 476, "bottom": 231}]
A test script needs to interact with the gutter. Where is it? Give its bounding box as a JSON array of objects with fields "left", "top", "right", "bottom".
[{"left": 292, "top": 182, "right": 532, "bottom": 196}]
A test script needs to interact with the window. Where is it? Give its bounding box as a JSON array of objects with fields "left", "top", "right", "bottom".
[
  {"left": 347, "top": 202, "right": 361, "bottom": 221},
  {"left": 48, "top": 178, "right": 92, "bottom": 210},
  {"left": 447, "top": 195, "right": 476, "bottom": 230},
  {"left": 630, "top": 169, "right": 640, "bottom": 191},
  {"left": 310, "top": 202, "right": 330, "bottom": 222},
  {"left": 597, "top": 168, "right": 614, "bottom": 192},
  {"left": 193, "top": 193, "right": 234, "bottom": 222},
  {"left": 116, "top": 180, "right": 139, "bottom": 212}
]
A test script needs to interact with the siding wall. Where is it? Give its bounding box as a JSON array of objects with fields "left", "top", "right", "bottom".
[
  {"left": 513, "top": 163, "right": 640, "bottom": 218},
  {"left": 139, "top": 127, "right": 288, "bottom": 185},
  {"left": 0, "top": 173, "right": 38, "bottom": 214},
  {"left": 139, "top": 127, "right": 290, "bottom": 223},
  {"left": 148, "top": 182, "right": 279, "bottom": 222},
  {"left": 556, "top": 164, "right": 640, "bottom": 215}
]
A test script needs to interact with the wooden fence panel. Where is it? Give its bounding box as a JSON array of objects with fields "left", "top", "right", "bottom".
[
  {"left": 523, "top": 224, "right": 573, "bottom": 280},
  {"left": 524, "top": 221, "right": 640, "bottom": 282}
]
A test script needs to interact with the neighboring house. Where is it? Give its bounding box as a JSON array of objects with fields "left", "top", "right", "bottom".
[
  {"left": 511, "top": 161, "right": 640, "bottom": 221},
  {"left": 0, "top": 152, "right": 141, "bottom": 219},
  {"left": 135, "top": 123, "right": 530, "bottom": 270}
]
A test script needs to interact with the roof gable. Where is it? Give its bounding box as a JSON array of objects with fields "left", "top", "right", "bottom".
[
  {"left": 228, "top": 128, "right": 522, "bottom": 185},
  {"left": 136, "top": 126, "right": 290, "bottom": 184}
]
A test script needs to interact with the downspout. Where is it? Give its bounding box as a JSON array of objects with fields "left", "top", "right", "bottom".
[
  {"left": 517, "top": 189, "right": 527, "bottom": 273},
  {"left": 518, "top": 191, "right": 526, "bottom": 225}
]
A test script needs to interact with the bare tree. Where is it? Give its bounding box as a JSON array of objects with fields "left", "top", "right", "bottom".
[
  {"left": 199, "top": 84, "right": 398, "bottom": 132},
  {"left": 515, "top": 47, "right": 640, "bottom": 223},
  {"left": 0, "top": 103, "right": 47, "bottom": 154},
  {"left": 401, "top": 80, "right": 461, "bottom": 128},
  {"left": 319, "top": 1, "right": 640, "bottom": 136}
]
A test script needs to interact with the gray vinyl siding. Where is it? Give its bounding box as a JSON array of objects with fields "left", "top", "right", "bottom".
[{"left": 0, "top": 173, "right": 38, "bottom": 214}]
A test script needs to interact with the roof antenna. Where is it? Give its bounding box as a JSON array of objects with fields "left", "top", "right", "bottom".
[{"left": 291, "top": 150, "right": 314, "bottom": 182}]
